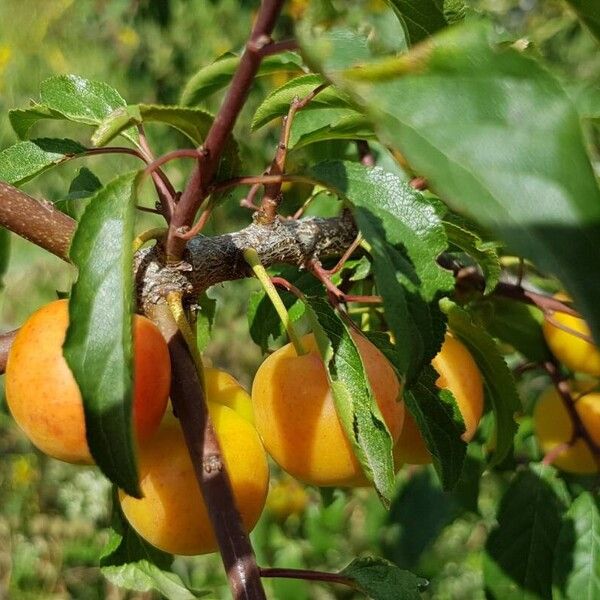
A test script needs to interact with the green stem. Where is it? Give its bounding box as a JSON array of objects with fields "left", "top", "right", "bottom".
[
  {"left": 132, "top": 227, "right": 168, "bottom": 252},
  {"left": 243, "top": 247, "right": 306, "bottom": 356}
]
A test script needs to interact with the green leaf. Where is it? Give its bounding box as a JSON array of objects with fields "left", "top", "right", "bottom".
[
  {"left": 181, "top": 51, "right": 305, "bottom": 106},
  {"left": 8, "top": 75, "right": 137, "bottom": 144},
  {"left": 0, "top": 227, "right": 10, "bottom": 290},
  {"left": 453, "top": 442, "right": 485, "bottom": 514},
  {"left": 101, "top": 495, "right": 205, "bottom": 600},
  {"left": 196, "top": 294, "right": 217, "bottom": 353},
  {"left": 63, "top": 171, "right": 140, "bottom": 497},
  {"left": 309, "top": 160, "right": 453, "bottom": 379},
  {"left": 101, "top": 491, "right": 172, "bottom": 569},
  {"left": 553, "top": 492, "right": 600, "bottom": 600},
  {"left": 55, "top": 167, "right": 103, "bottom": 221},
  {"left": 566, "top": 80, "right": 600, "bottom": 121},
  {"left": 252, "top": 74, "right": 352, "bottom": 130},
  {"left": 93, "top": 104, "right": 212, "bottom": 146},
  {"left": 441, "top": 299, "right": 520, "bottom": 467},
  {"left": 404, "top": 366, "right": 466, "bottom": 489},
  {"left": 8, "top": 103, "right": 66, "bottom": 139},
  {"left": 41, "top": 74, "right": 129, "bottom": 127},
  {"left": 302, "top": 22, "right": 600, "bottom": 343},
  {"left": 304, "top": 296, "right": 396, "bottom": 505},
  {"left": 443, "top": 218, "right": 501, "bottom": 293},
  {"left": 301, "top": 26, "right": 374, "bottom": 74},
  {"left": 289, "top": 108, "right": 375, "bottom": 150},
  {"left": 564, "top": 0, "right": 600, "bottom": 42},
  {"left": 473, "top": 297, "right": 550, "bottom": 363},
  {"left": 102, "top": 562, "right": 205, "bottom": 600},
  {"left": 384, "top": 467, "right": 456, "bottom": 567},
  {"left": 340, "top": 556, "right": 424, "bottom": 599},
  {"left": 93, "top": 104, "right": 239, "bottom": 180},
  {"left": 366, "top": 330, "right": 466, "bottom": 490},
  {"left": 0, "top": 138, "right": 87, "bottom": 186},
  {"left": 484, "top": 465, "right": 569, "bottom": 600},
  {"left": 384, "top": 0, "right": 462, "bottom": 46}
]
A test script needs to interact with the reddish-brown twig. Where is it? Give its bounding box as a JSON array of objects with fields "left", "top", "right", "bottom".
[
  {"left": 144, "top": 148, "right": 202, "bottom": 178},
  {"left": 257, "top": 38, "right": 299, "bottom": 57},
  {"left": 320, "top": 234, "right": 363, "bottom": 276},
  {"left": 176, "top": 208, "right": 213, "bottom": 240},
  {"left": 260, "top": 567, "right": 358, "bottom": 591},
  {"left": 542, "top": 441, "right": 572, "bottom": 466},
  {"left": 308, "top": 258, "right": 382, "bottom": 307},
  {"left": 0, "top": 182, "right": 76, "bottom": 262},
  {"left": 271, "top": 276, "right": 305, "bottom": 300},
  {"left": 257, "top": 83, "right": 329, "bottom": 224},
  {"left": 356, "top": 140, "right": 375, "bottom": 167},
  {"left": 240, "top": 183, "right": 263, "bottom": 210},
  {"left": 166, "top": 0, "right": 286, "bottom": 262},
  {"left": 136, "top": 124, "right": 177, "bottom": 218},
  {"left": 543, "top": 312, "right": 594, "bottom": 344}
]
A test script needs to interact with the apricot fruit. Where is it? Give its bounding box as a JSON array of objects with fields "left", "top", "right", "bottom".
[
  {"left": 267, "top": 475, "right": 310, "bottom": 521},
  {"left": 393, "top": 333, "right": 484, "bottom": 465},
  {"left": 251, "top": 332, "right": 404, "bottom": 487},
  {"left": 5, "top": 299, "right": 171, "bottom": 464},
  {"left": 543, "top": 302, "right": 600, "bottom": 376},
  {"left": 533, "top": 383, "right": 600, "bottom": 474},
  {"left": 119, "top": 403, "right": 269, "bottom": 555},
  {"left": 203, "top": 367, "right": 254, "bottom": 424}
]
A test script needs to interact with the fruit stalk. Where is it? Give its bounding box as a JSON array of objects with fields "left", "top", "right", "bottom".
[{"left": 243, "top": 247, "right": 306, "bottom": 355}]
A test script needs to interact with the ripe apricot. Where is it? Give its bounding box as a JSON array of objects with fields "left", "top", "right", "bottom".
[
  {"left": 543, "top": 301, "right": 600, "bottom": 376},
  {"left": 251, "top": 332, "right": 404, "bottom": 487},
  {"left": 203, "top": 367, "right": 254, "bottom": 423},
  {"left": 267, "top": 475, "right": 310, "bottom": 521},
  {"left": 5, "top": 299, "right": 171, "bottom": 464},
  {"left": 393, "top": 333, "right": 484, "bottom": 465},
  {"left": 533, "top": 383, "right": 600, "bottom": 474},
  {"left": 119, "top": 403, "right": 269, "bottom": 555}
]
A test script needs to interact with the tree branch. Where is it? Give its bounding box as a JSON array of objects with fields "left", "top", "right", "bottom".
[
  {"left": 147, "top": 303, "right": 265, "bottom": 600},
  {"left": 0, "top": 182, "right": 76, "bottom": 262},
  {"left": 135, "top": 212, "right": 358, "bottom": 313},
  {"left": 166, "top": 0, "right": 286, "bottom": 261},
  {"left": 0, "top": 330, "right": 17, "bottom": 373}
]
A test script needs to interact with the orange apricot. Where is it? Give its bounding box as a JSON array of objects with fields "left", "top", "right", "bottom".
[
  {"left": 5, "top": 299, "right": 170, "bottom": 464},
  {"left": 543, "top": 301, "right": 600, "bottom": 376},
  {"left": 203, "top": 367, "right": 254, "bottom": 423},
  {"left": 393, "top": 333, "right": 484, "bottom": 466},
  {"left": 119, "top": 403, "right": 269, "bottom": 555},
  {"left": 534, "top": 383, "right": 600, "bottom": 474},
  {"left": 251, "top": 332, "right": 404, "bottom": 487}
]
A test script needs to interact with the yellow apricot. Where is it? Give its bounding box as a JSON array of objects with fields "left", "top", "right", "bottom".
[
  {"left": 5, "top": 299, "right": 170, "bottom": 464},
  {"left": 203, "top": 367, "right": 254, "bottom": 424},
  {"left": 252, "top": 332, "right": 404, "bottom": 487},
  {"left": 119, "top": 403, "right": 269, "bottom": 555},
  {"left": 543, "top": 303, "right": 600, "bottom": 376},
  {"left": 267, "top": 476, "right": 310, "bottom": 521},
  {"left": 393, "top": 333, "right": 484, "bottom": 466},
  {"left": 534, "top": 384, "right": 600, "bottom": 474}
]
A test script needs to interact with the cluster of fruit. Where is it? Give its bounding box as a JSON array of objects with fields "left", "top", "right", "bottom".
[
  {"left": 537, "top": 308, "right": 600, "bottom": 474},
  {"left": 4, "top": 298, "right": 599, "bottom": 557}
]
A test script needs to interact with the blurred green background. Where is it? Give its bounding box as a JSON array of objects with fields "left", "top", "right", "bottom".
[{"left": 0, "top": 0, "right": 597, "bottom": 598}]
